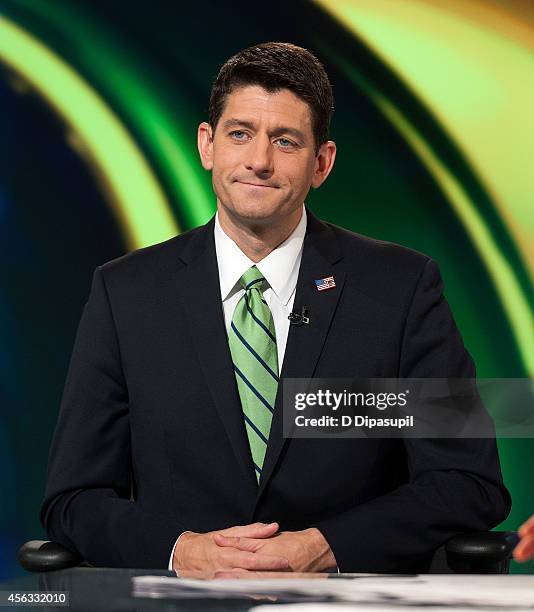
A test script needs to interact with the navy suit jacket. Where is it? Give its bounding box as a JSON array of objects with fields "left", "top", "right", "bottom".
[{"left": 41, "top": 208, "right": 510, "bottom": 572}]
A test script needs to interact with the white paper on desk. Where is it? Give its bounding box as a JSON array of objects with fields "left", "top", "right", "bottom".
[
  {"left": 132, "top": 574, "right": 534, "bottom": 608},
  {"left": 132, "top": 574, "right": 411, "bottom": 603}
]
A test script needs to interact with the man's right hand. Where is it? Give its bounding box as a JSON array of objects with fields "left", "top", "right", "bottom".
[{"left": 172, "top": 522, "right": 290, "bottom": 572}]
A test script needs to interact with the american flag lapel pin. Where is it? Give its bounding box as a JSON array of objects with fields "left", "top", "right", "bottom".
[{"left": 314, "top": 275, "right": 336, "bottom": 292}]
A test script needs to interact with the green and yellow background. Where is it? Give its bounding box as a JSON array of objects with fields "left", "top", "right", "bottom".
[{"left": 0, "top": 0, "right": 533, "bottom": 578}]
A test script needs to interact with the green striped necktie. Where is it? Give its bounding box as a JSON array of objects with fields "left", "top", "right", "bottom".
[{"left": 229, "top": 265, "right": 279, "bottom": 483}]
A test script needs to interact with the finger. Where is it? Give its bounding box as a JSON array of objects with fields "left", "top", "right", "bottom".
[
  {"left": 221, "top": 522, "right": 279, "bottom": 538},
  {"left": 513, "top": 548, "right": 530, "bottom": 562},
  {"left": 213, "top": 534, "right": 260, "bottom": 552},
  {"left": 513, "top": 539, "right": 534, "bottom": 561},
  {"left": 223, "top": 522, "right": 278, "bottom": 536},
  {"left": 518, "top": 525, "right": 534, "bottom": 538},
  {"left": 518, "top": 516, "right": 534, "bottom": 536},
  {"left": 518, "top": 514, "right": 534, "bottom": 530},
  {"left": 513, "top": 539, "right": 534, "bottom": 562},
  {"left": 220, "top": 550, "right": 289, "bottom": 571}
]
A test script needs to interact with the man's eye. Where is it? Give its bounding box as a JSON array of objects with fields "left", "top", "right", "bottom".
[
  {"left": 230, "top": 130, "right": 248, "bottom": 141},
  {"left": 276, "top": 138, "right": 295, "bottom": 148}
]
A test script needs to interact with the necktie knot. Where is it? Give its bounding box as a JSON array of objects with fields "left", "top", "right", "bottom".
[{"left": 239, "top": 266, "right": 267, "bottom": 293}]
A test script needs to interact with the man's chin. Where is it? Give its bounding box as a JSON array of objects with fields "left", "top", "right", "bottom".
[{"left": 225, "top": 203, "right": 283, "bottom": 224}]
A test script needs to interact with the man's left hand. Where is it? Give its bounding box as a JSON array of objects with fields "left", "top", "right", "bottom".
[{"left": 213, "top": 527, "right": 337, "bottom": 572}]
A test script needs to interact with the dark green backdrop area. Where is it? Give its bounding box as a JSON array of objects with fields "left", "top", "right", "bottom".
[{"left": 1, "top": 0, "right": 533, "bottom": 579}]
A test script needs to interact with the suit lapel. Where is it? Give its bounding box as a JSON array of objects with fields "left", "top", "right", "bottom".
[
  {"left": 256, "top": 209, "right": 346, "bottom": 501},
  {"left": 176, "top": 219, "right": 258, "bottom": 494}
]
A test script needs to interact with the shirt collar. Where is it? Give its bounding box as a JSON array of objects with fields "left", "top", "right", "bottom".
[{"left": 214, "top": 205, "right": 307, "bottom": 306}]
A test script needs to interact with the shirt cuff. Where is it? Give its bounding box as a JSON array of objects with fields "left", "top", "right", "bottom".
[{"left": 168, "top": 531, "right": 192, "bottom": 571}]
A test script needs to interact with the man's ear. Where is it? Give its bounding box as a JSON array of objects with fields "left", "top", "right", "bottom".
[
  {"left": 311, "top": 140, "right": 337, "bottom": 189},
  {"left": 198, "top": 122, "right": 214, "bottom": 170}
]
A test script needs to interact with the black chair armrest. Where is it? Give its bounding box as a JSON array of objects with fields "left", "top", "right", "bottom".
[
  {"left": 18, "top": 540, "right": 82, "bottom": 573},
  {"left": 445, "top": 531, "right": 518, "bottom": 574}
]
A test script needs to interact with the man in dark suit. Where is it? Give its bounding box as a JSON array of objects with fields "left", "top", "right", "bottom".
[{"left": 41, "top": 42, "right": 510, "bottom": 574}]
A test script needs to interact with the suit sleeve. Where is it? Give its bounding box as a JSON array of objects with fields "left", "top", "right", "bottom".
[
  {"left": 40, "top": 267, "right": 185, "bottom": 568},
  {"left": 315, "top": 258, "right": 511, "bottom": 572}
]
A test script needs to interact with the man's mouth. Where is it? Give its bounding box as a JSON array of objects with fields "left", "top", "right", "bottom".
[{"left": 236, "top": 181, "right": 277, "bottom": 189}]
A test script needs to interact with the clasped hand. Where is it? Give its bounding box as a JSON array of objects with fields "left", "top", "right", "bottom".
[{"left": 173, "top": 521, "right": 336, "bottom": 574}]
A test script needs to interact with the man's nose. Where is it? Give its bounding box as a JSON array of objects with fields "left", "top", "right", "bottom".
[{"left": 245, "top": 134, "right": 274, "bottom": 175}]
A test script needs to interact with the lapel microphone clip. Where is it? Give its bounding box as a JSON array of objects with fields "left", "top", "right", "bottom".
[{"left": 288, "top": 306, "right": 310, "bottom": 326}]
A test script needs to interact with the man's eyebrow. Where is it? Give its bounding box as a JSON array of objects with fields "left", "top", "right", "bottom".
[
  {"left": 221, "top": 118, "right": 306, "bottom": 142},
  {"left": 222, "top": 118, "right": 256, "bottom": 131}
]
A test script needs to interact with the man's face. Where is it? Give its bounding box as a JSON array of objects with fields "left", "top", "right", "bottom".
[{"left": 198, "top": 85, "right": 334, "bottom": 227}]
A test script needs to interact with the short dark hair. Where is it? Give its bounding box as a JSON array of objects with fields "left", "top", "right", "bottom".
[{"left": 209, "top": 42, "right": 334, "bottom": 153}]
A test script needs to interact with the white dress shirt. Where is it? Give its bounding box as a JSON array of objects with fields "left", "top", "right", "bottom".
[
  {"left": 168, "top": 206, "right": 307, "bottom": 570},
  {"left": 215, "top": 206, "right": 306, "bottom": 371}
]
